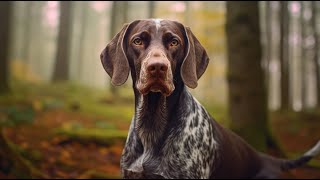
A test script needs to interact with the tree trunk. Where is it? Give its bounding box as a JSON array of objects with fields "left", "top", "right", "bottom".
[
  {"left": 0, "top": 1, "right": 13, "bottom": 94},
  {"left": 31, "top": 2, "right": 45, "bottom": 77},
  {"left": 109, "top": 1, "right": 129, "bottom": 95},
  {"left": 265, "top": 1, "right": 271, "bottom": 91},
  {"left": 109, "top": 1, "right": 120, "bottom": 95},
  {"left": 226, "top": 2, "right": 275, "bottom": 151},
  {"left": 184, "top": 1, "right": 191, "bottom": 26},
  {"left": 122, "top": 1, "right": 129, "bottom": 23},
  {"left": 21, "top": 2, "right": 32, "bottom": 64},
  {"left": 52, "top": 1, "right": 73, "bottom": 82},
  {"left": 148, "top": 1, "right": 156, "bottom": 18},
  {"left": 300, "top": 1, "right": 307, "bottom": 109},
  {"left": 311, "top": 1, "right": 320, "bottom": 107},
  {"left": 109, "top": 2, "right": 118, "bottom": 38},
  {"left": 279, "top": 1, "right": 290, "bottom": 110},
  {"left": 77, "top": 2, "right": 89, "bottom": 79}
]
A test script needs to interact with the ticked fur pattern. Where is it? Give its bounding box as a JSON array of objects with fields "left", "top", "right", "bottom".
[{"left": 120, "top": 88, "right": 218, "bottom": 179}]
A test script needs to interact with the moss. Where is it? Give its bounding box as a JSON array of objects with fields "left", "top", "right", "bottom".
[
  {"left": 308, "top": 160, "right": 320, "bottom": 168},
  {"left": 201, "top": 102, "right": 229, "bottom": 127},
  {"left": 77, "top": 102, "right": 133, "bottom": 123},
  {"left": 231, "top": 123, "right": 270, "bottom": 152},
  {"left": 8, "top": 142, "right": 43, "bottom": 163},
  {"left": 286, "top": 152, "right": 320, "bottom": 168},
  {"left": 2, "top": 81, "right": 135, "bottom": 124},
  {"left": 53, "top": 127, "right": 128, "bottom": 146},
  {"left": 0, "top": 128, "right": 47, "bottom": 178}
]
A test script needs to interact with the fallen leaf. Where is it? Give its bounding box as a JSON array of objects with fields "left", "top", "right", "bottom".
[
  {"left": 99, "top": 147, "right": 108, "bottom": 155},
  {"left": 40, "top": 141, "right": 50, "bottom": 149}
]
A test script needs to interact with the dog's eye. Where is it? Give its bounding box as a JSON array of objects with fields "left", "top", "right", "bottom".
[
  {"left": 170, "top": 39, "right": 179, "bottom": 47},
  {"left": 133, "top": 38, "right": 143, "bottom": 46}
]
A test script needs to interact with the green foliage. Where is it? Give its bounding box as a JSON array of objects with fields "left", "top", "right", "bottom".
[
  {"left": 286, "top": 152, "right": 320, "bottom": 168},
  {"left": 0, "top": 129, "right": 47, "bottom": 178},
  {"left": 5, "top": 80, "right": 134, "bottom": 122},
  {"left": 202, "top": 102, "right": 229, "bottom": 127},
  {"left": 9, "top": 142, "right": 43, "bottom": 164},
  {"left": 42, "top": 98, "right": 64, "bottom": 110},
  {"left": 54, "top": 127, "right": 128, "bottom": 146},
  {"left": 231, "top": 123, "right": 270, "bottom": 152},
  {"left": 0, "top": 105, "right": 35, "bottom": 127},
  {"left": 94, "top": 120, "right": 116, "bottom": 130},
  {"left": 62, "top": 122, "right": 84, "bottom": 130}
]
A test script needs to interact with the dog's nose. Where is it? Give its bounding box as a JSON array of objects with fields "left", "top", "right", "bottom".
[{"left": 147, "top": 61, "right": 168, "bottom": 76}]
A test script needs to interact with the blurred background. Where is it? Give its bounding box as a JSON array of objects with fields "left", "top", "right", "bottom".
[{"left": 0, "top": 1, "right": 320, "bottom": 179}]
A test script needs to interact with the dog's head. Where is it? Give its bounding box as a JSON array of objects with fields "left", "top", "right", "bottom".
[{"left": 100, "top": 19, "right": 209, "bottom": 96}]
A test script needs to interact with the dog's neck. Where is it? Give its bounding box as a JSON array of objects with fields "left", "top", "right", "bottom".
[
  {"left": 133, "top": 82, "right": 184, "bottom": 151},
  {"left": 135, "top": 92, "right": 167, "bottom": 150}
]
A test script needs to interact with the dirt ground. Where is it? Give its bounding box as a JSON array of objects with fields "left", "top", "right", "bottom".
[
  {"left": 2, "top": 109, "right": 126, "bottom": 179},
  {"left": 271, "top": 111, "right": 320, "bottom": 179},
  {"left": 1, "top": 109, "right": 320, "bottom": 179}
]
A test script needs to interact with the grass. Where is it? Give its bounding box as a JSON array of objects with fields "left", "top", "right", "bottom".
[
  {"left": 1, "top": 80, "right": 229, "bottom": 125},
  {"left": 202, "top": 101, "right": 229, "bottom": 127},
  {"left": 1, "top": 80, "right": 135, "bottom": 123},
  {"left": 54, "top": 128, "right": 128, "bottom": 146},
  {"left": 2, "top": 80, "right": 320, "bottom": 178}
]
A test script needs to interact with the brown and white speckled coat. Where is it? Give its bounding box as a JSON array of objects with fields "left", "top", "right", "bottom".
[{"left": 100, "top": 19, "right": 320, "bottom": 179}]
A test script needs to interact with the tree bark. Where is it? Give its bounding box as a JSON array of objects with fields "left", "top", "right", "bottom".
[
  {"left": 0, "top": 1, "right": 13, "bottom": 94},
  {"left": 280, "top": 1, "right": 290, "bottom": 110},
  {"left": 21, "top": 2, "right": 32, "bottom": 64},
  {"left": 226, "top": 2, "right": 274, "bottom": 151},
  {"left": 148, "top": 1, "right": 156, "bottom": 18},
  {"left": 109, "top": 1, "right": 120, "bottom": 95},
  {"left": 300, "top": 1, "right": 307, "bottom": 109},
  {"left": 52, "top": 1, "right": 73, "bottom": 82},
  {"left": 123, "top": 1, "right": 129, "bottom": 23},
  {"left": 265, "top": 1, "right": 271, "bottom": 91},
  {"left": 109, "top": 1, "right": 129, "bottom": 95},
  {"left": 311, "top": 1, "right": 320, "bottom": 107},
  {"left": 31, "top": 2, "right": 45, "bottom": 76},
  {"left": 184, "top": 1, "right": 191, "bottom": 26},
  {"left": 77, "top": 2, "right": 89, "bottom": 79}
]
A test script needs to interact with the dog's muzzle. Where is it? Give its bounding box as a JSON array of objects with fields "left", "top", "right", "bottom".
[{"left": 136, "top": 51, "right": 175, "bottom": 96}]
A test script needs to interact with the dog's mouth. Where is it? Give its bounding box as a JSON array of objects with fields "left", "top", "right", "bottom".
[{"left": 136, "top": 78, "right": 174, "bottom": 97}]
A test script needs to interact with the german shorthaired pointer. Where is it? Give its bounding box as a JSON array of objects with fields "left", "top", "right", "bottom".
[{"left": 100, "top": 19, "right": 320, "bottom": 179}]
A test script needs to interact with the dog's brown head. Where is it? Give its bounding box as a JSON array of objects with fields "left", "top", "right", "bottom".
[{"left": 100, "top": 19, "right": 209, "bottom": 96}]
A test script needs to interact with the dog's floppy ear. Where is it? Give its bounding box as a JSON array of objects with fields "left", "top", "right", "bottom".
[
  {"left": 100, "top": 22, "right": 135, "bottom": 86},
  {"left": 181, "top": 26, "right": 210, "bottom": 89}
]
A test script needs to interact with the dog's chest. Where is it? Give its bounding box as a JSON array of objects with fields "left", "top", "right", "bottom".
[
  {"left": 121, "top": 97, "right": 218, "bottom": 179},
  {"left": 122, "top": 150, "right": 164, "bottom": 178}
]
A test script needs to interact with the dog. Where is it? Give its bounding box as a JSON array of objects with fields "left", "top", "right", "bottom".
[{"left": 100, "top": 19, "right": 320, "bottom": 179}]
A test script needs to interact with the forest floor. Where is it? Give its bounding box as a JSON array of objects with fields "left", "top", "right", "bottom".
[
  {"left": 271, "top": 110, "right": 320, "bottom": 179},
  {"left": 0, "top": 81, "right": 320, "bottom": 179}
]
